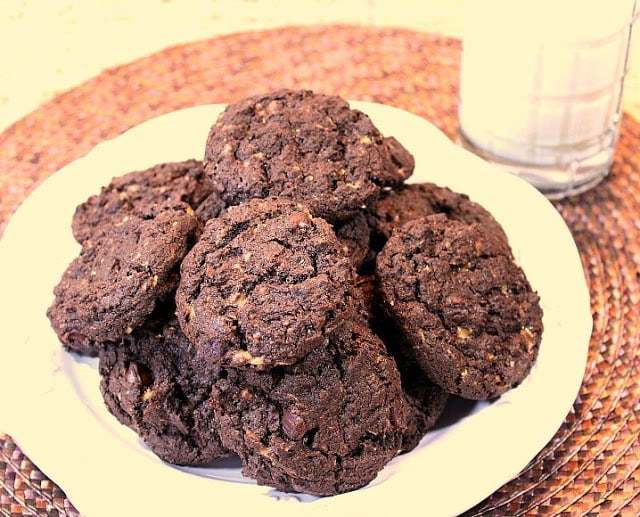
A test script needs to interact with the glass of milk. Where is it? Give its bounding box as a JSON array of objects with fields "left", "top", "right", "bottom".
[{"left": 458, "top": 0, "right": 638, "bottom": 199}]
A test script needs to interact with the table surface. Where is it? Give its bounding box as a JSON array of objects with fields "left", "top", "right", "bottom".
[{"left": 1, "top": 2, "right": 640, "bottom": 516}]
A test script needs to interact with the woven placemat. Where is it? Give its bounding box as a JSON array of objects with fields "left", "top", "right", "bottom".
[{"left": 1, "top": 25, "right": 639, "bottom": 516}]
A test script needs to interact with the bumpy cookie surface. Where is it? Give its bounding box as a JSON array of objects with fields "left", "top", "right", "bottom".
[
  {"left": 48, "top": 208, "right": 198, "bottom": 356},
  {"left": 392, "top": 352, "right": 449, "bottom": 452},
  {"left": 376, "top": 214, "right": 543, "bottom": 400},
  {"left": 99, "top": 305, "right": 229, "bottom": 465},
  {"left": 211, "top": 320, "right": 407, "bottom": 495},
  {"left": 203, "top": 89, "right": 410, "bottom": 223},
  {"left": 176, "top": 197, "right": 355, "bottom": 370},
  {"left": 367, "top": 182, "right": 509, "bottom": 254},
  {"left": 353, "top": 278, "right": 449, "bottom": 451},
  {"left": 333, "top": 211, "right": 370, "bottom": 269},
  {"left": 383, "top": 136, "right": 415, "bottom": 179},
  {"left": 72, "top": 159, "right": 219, "bottom": 243}
]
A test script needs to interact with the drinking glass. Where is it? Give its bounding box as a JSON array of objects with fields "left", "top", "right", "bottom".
[{"left": 458, "top": 0, "right": 639, "bottom": 199}]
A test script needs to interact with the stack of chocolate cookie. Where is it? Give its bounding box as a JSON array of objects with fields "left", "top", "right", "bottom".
[{"left": 47, "top": 89, "right": 543, "bottom": 496}]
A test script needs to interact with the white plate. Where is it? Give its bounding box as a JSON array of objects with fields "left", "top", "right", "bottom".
[{"left": 0, "top": 102, "right": 592, "bottom": 517}]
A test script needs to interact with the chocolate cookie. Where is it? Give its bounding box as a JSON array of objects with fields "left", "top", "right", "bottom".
[
  {"left": 350, "top": 274, "right": 376, "bottom": 322},
  {"left": 367, "top": 182, "right": 509, "bottom": 254},
  {"left": 72, "top": 159, "right": 220, "bottom": 243},
  {"left": 211, "top": 320, "right": 407, "bottom": 496},
  {"left": 203, "top": 89, "right": 411, "bottom": 223},
  {"left": 359, "top": 289, "right": 449, "bottom": 452},
  {"left": 48, "top": 207, "right": 198, "bottom": 356},
  {"left": 176, "top": 197, "right": 355, "bottom": 370},
  {"left": 333, "top": 211, "right": 370, "bottom": 269},
  {"left": 376, "top": 214, "right": 543, "bottom": 400},
  {"left": 383, "top": 136, "right": 415, "bottom": 179},
  {"left": 392, "top": 352, "right": 449, "bottom": 453},
  {"left": 193, "top": 191, "right": 226, "bottom": 226},
  {"left": 99, "top": 304, "right": 229, "bottom": 466}
]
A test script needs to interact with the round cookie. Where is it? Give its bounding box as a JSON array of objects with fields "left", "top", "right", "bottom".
[
  {"left": 194, "top": 190, "right": 226, "bottom": 226},
  {"left": 333, "top": 211, "right": 370, "bottom": 270},
  {"left": 203, "top": 89, "right": 411, "bottom": 223},
  {"left": 392, "top": 352, "right": 449, "bottom": 453},
  {"left": 72, "top": 159, "right": 218, "bottom": 243},
  {"left": 383, "top": 136, "right": 415, "bottom": 179},
  {"left": 367, "top": 182, "right": 510, "bottom": 254},
  {"left": 211, "top": 320, "right": 407, "bottom": 496},
  {"left": 176, "top": 197, "right": 355, "bottom": 370},
  {"left": 367, "top": 301, "right": 449, "bottom": 452},
  {"left": 375, "top": 214, "right": 543, "bottom": 400},
  {"left": 48, "top": 207, "right": 198, "bottom": 356},
  {"left": 351, "top": 274, "right": 376, "bottom": 322},
  {"left": 99, "top": 305, "right": 229, "bottom": 466}
]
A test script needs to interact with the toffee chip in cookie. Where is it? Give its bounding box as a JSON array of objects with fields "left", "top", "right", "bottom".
[
  {"left": 176, "top": 197, "right": 355, "bottom": 370},
  {"left": 376, "top": 214, "right": 543, "bottom": 400},
  {"left": 203, "top": 89, "right": 411, "bottom": 223},
  {"left": 99, "top": 305, "right": 229, "bottom": 466},
  {"left": 72, "top": 159, "right": 219, "bottom": 243},
  {"left": 211, "top": 320, "right": 407, "bottom": 496},
  {"left": 48, "top": 207, "right": 198, "bottom": 356}
]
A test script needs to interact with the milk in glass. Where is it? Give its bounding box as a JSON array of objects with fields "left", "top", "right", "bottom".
[{"left": 458, "top": 0, "right": 638, "bottom": 198}]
